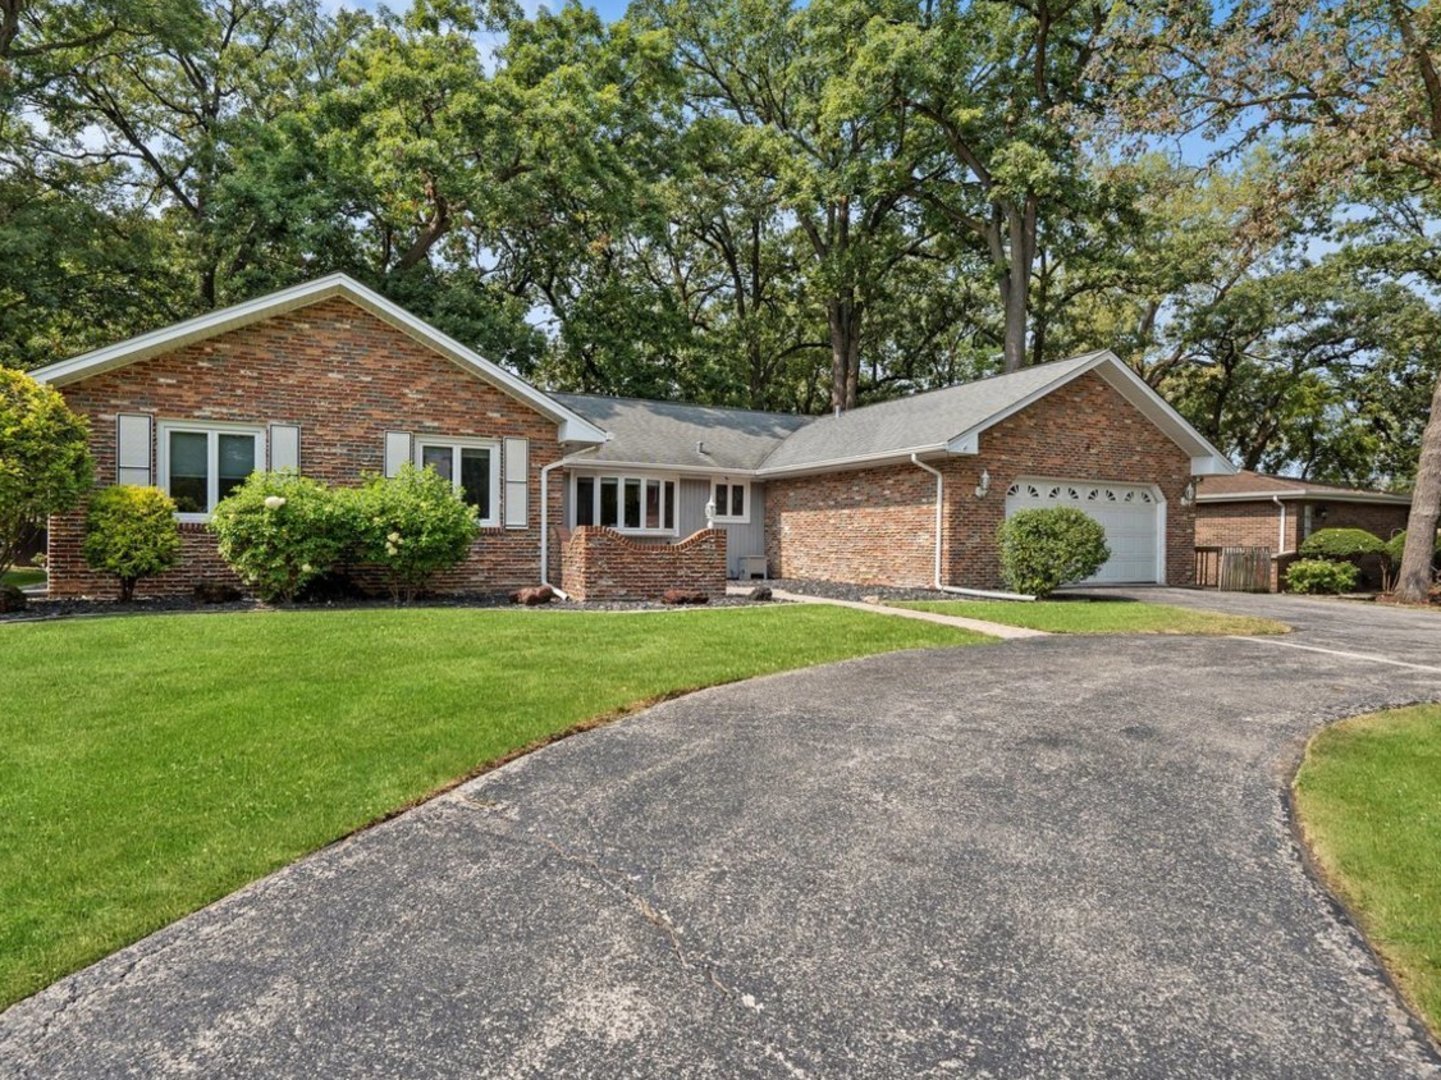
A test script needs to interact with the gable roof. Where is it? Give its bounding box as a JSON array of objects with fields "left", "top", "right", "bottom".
[
  {"left": 1197, "top": 469, "right": 1411, "bottom": 505},
  {"left": 28, "top": 274, "right": 609, "bottom": 446},
  {"left": 754, "top": 351, "right": 1234, "bottom": 477},
  {"left": 552, "top": 393, "right": 811, "bottom": 473}
]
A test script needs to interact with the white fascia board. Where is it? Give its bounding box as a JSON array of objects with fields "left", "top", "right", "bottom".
[
  {"left": 943, "top": 351, "right": 1236, "bottom": 476},
  {"left": 566, "top": 459, "right": 751, "bottom": 478},
  {"left": 756, "top": 445, "right": 951, "bottom": 479},
  {"left": 31, "top": 273, "right": 609, "bottom": 447},
  {"left": 1196, "top": 490, "right": 1411, "bottom": 506}
]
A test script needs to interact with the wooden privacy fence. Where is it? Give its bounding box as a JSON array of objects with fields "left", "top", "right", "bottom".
[{"left": 1195, "top": 546, "right": 1272, "bottom": 592}]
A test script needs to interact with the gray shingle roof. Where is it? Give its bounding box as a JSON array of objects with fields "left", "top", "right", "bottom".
[
  {"left": 755, "top": 352, "right": 1106, "bottom": 472},
  {"left": 552, "top": 351, "right": 1111, "bottom": 474},
  {"left": 550, "top": 393, "right": 812, "bottom": 471}
]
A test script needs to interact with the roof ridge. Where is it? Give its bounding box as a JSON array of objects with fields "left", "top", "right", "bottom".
[{"left": 549, "top": 389, "right": 812, "bottom": 422}]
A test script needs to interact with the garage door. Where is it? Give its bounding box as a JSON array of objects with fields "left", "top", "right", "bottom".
[{"left": 1004, "top": 480, "right": 1161, "bottom": 584}]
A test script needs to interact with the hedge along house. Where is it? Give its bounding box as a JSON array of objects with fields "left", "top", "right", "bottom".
[{"left": 33, "top": 274, "right": 1234, "bottom": 601}]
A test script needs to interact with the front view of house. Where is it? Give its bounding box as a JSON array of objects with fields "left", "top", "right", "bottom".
[{"left": 33, "top": 275, "right": 1234, "bottom": 600}]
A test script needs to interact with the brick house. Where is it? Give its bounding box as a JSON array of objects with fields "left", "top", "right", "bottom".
[
  {"left": 33, "top": 274, "right": 1234, "bottom": 601},
  {"left": 1194, "top": 470, "right": 1412, "bottom": 590}
]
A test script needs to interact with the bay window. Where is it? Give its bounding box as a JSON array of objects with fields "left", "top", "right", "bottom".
[{"left": 572, "top": 473, "right": 675, "bottom": 533}]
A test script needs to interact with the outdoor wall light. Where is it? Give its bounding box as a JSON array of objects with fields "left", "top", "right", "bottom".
[
  {"left": 975, "top": 469, "right": 991, "bottom": 498},
  {"left": 1181, "top": 479, "right": 1196, "bottom": 506}
]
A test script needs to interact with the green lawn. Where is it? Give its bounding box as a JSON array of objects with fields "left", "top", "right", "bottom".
[
  {"left": 1, "top": 568, "right": 45, "bottom": 588},
  {"left": 891, "top": 597, "right": 1289, "bottom": 635},
  {"left": 0, "top": 605, "right": 984, "bottom": 1007},
  {"left": 1293, "top": 705, "right": 1441, "bottom": 1036}
]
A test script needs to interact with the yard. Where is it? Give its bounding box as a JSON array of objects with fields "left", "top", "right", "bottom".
[
  {"left": 891, "top": 597, "right": 1289, "bottom": 635},
  {"left": 0, "top": 603, "right": 983, "bottom": 1008},
  {"left": 1293, "top": 704, "right": 1441, "bottom": 1037},
  {"left": 1, "top": 568, "right": 45, "bottom": 589}
]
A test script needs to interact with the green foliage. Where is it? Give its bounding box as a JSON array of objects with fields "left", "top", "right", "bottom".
[
  {"left": 1298, "top": 528, "right": 1387, "bottom": 561},
  {"left": 351, "top": 464, "right": 478, "bottom": 601},
  {"left": 0, "top": 368, "right": 93, "bottom": 576},
  {"left": 1385, "top": 529, "right": 1441, "bottom": 564},
  {"left": 995, "top": 508, "right": 1110, "bottom": 598},
  {"left": 210, "top": 471, "right": 356, "bottom": 603},
  {"left": 1286, "top": 558, "right": 1360, "bottom": 594},
  {"left": 82, "top": 486, "right": 181, "bottom": 600}
]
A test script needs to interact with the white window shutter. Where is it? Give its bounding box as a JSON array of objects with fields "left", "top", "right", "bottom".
[
  {"left": 384, "top": 432, "right": 412, "bottom": 478},
  {"left": 270, "top": 424, "right": 300, "bottom": 472},
  {"left": 504, "top": 437, "right": 528, "bottom": 528},
  {"left": 116, "top": 413, "right": 152, "bottom": 486}
]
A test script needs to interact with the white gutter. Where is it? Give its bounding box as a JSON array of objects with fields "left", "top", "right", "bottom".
[
  {"left": 540, "top": 447, "right": 601, "bottom": 596},
  {"left": 910, "top": 454, "right": 1034, "bottom": 602},
  {"left": 1272, "top": 495, "right": 1288, "bottom": 553}
]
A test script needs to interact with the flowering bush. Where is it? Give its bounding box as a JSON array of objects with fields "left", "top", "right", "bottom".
[
  {"left": 82, "top": 485, "right": 181, "bottom": 600},
  {"left": 996, "top": 507, "right": 1110, "bottom": 597},
  {"left": 210, "top": 471, "right": 355, "bottom": 603},
  {"left": 351, "top": 464, "right": 478, "bottom": 601},
  {"left": 1286, "top": 558, "right": 1359, "bottom": 594}
]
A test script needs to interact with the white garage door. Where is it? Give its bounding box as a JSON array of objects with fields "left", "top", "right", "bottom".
[{"left": 1004, "top": 479, "right": 1162, "bottom": 585}]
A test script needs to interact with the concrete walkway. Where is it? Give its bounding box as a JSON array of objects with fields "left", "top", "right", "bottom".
[{"left": 764, "top": 586, "right": 1049, "bottom": 639}]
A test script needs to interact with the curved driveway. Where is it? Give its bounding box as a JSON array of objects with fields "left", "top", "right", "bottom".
[{"left": 3, "top": 592, "right": 1440, "bottom": 1077}]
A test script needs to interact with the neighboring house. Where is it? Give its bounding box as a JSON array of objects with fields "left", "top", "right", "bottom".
[
  {"left": 32, "top": 274, "right": 1234, "bottom": 601},
  {"left": 1195, "top": 470, "right": 1412, "bottom": 590}
]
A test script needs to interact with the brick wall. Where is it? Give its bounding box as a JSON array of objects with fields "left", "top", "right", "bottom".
[
  {"left": 766, "top": 371, "right": 1197, "bottom": 589},
  {"left": 49, "top": 297, "right": 564, "bottom": 598},
  {"left": 559, "top": 527, "right": 726, "bottom": 601}
]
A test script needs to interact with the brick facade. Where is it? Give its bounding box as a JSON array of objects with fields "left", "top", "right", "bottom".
[
  {"left": 766, "top": 371, "right": 1197, "bottom": 589},
  {"left": 558, "top": 527, "right": 726, "bottom": 601},
  {"left": 1195, "top": 498, "right": 1410, "bottom": 591},
  {"left": 49, "top": 297, "right": 564, "bottom": 598}
]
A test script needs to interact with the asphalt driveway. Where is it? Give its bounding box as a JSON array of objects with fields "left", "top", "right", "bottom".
[{"left": 3, "top": 593, "right": 1440, "bottom": 1077}]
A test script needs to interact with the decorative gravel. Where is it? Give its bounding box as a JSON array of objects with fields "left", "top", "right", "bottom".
[
  {"left": 0, "top": 591, "right": 776, "bottom": 623},
  {"left": 758, "top": 578, "right": 960, "bottom": 604}
]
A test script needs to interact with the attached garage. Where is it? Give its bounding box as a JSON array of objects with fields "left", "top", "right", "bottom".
[{"left": 1004, "top": 479, "right": 1165, "bottom": 584}]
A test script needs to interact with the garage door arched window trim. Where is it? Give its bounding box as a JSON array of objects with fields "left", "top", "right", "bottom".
[{"left": 1005, "top": 476, "right": 1168, "bottom": 586}]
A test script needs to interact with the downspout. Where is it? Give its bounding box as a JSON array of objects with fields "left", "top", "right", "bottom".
[
  {"left": 1271, "top": 495, "right": 1287, "bottom": 553},
  {"left": 911, "top": 454, "right": 1034, "bottom": 602},
  {"left": 541, "top": 446, "right": 600, "bottom": 597}
]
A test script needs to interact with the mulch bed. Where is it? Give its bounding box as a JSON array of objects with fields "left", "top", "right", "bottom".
[{"left": 757, "top": 578, "right": 957, "bottom": 604}]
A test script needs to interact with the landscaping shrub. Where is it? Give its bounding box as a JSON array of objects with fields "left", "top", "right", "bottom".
[
  {"left": 82, "top": 486, "right": 181, "bottom": 600},
  {"left": 0, "top": 368, "right": 93, "bottom": 578},
  {"left": 1286, "top": 558, "right": 1360, "bottom": 594},
  {"left": 351, "top": 464, "right": 478, "bottom": 601},
  {"left": 1298, "top": 527, "right": 1386, "bottom": 561},
  {"left": 1385, "top": 529, "right": 1441, "bottom": 565},
  {"left": 210, "top": 471, "right": 355, "bottom": 603},
  {"left": 996, "top": 508, "right": 1110, "bottom": 598}
]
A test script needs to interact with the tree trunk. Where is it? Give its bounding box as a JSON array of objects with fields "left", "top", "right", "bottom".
[
  {"left": 827, "top": 294, "right": 861, "bottom": 412},
  {"left": 999, "top": 197, "right": 1036, "bottom": 374},
  {"left": 1394, "top": 370, "right": 1441, "bottom": 604},
  {"left": 119, "top": 576, "right": 136, "bottom": 603}
]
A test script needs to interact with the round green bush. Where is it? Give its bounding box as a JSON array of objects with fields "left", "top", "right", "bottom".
[
  {"left": 0, "top": 368, "right": 93, "bottom": 577},
  {"left": 82, "top": 485, "right": 181, "bottom": 601},
  {"left": 996, "top": 507, "right": 1111, "bottom": 598},
  {"left": 210, "top": 470, "right": 355, "bottom": 603},
  {"left": 352, "top": 463, "right": 479, "bottom": 602},
  {"left": 1298, "top": 527, "right": 1385, "bottom": 561},
  {"left": 1286, "top": 558, "right": 1360, "bottom": 594},
  {"left": 1385, "top": 529, "right": 1441, "bottom": 564}
]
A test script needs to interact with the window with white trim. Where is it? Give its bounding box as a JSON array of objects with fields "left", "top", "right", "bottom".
[
  {"left": 572, "top": 473, "right": 676, "bottom": 533},
  {"left": 415, "top": 438, "right": 501, "bottom": 526},
  {"left": 712, "top": 480, "right": 749, "bottom": 523},
  {"left": 158, "top": 422, "right": 264, "bottom": 519}
]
